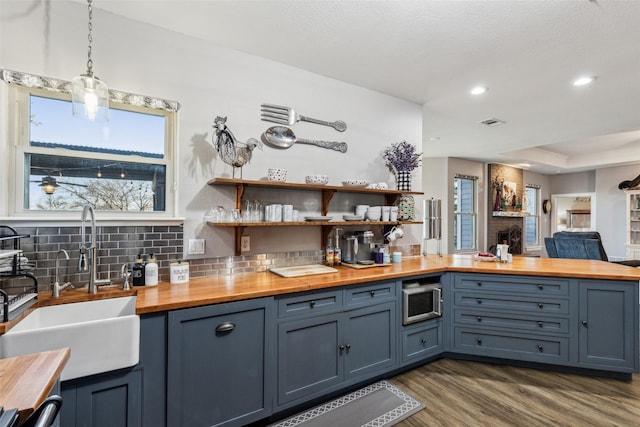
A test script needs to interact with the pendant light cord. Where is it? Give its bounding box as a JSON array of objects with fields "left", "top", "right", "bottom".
[{"left": 86, "top": 0, "right": 94, "bottom": 77}]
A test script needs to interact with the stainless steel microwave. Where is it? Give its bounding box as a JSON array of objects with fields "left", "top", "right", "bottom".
[{"left": 402, "top": 282, "right": 442, "bottom": 325}]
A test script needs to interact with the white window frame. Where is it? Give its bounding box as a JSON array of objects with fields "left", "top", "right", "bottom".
[
  {"left": 524, "top": 184, "right": 542, "bottom": 251},
  {"left": 453, "top": 175, "right": 478, "bottom": 253},
  {"left": 2, "top": 72, "right": 181, "bottom": 223}
]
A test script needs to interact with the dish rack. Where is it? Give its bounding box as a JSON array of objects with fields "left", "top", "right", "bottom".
[{"left": 0, "top": 225, "right": 38, "bottom": 322}]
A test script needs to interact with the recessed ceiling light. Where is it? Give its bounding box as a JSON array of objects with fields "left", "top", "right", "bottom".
[
  {"left": 573, "top": 76, "right": 596, "bottom": 86},
  {"left": 470, "top": 86, "right": 488, "bottom": 95}
]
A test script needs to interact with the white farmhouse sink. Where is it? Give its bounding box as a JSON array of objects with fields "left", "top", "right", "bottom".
[{"left": 0, "top": 296, "right": 139, "bottom": 381}]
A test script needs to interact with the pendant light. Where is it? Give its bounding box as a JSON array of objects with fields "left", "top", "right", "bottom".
[{"left": 71, "top": 0, "right": 109, "bottom": 122}]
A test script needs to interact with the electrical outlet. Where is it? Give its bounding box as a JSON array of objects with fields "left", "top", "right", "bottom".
[
  {"left": 188, "top": 239, "right": 205, "bottom": 255},
  {"left": 241, "top": 236, "right": 250, "bottom": 252}
]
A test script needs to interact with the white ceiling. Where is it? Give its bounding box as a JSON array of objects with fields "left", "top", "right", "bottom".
[{"left": 86, "top": 0, "right": 640, "bottom": 174}]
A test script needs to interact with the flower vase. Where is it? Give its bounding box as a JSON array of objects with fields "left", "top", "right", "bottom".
[
  {"left": 396, "top": 171, "right": 412, "bottom": 191},
  {"left": 493, "top": 188, "right": 502, "bottom": 211}
]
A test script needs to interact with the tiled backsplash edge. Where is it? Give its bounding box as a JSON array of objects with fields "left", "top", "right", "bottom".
[{"left": 1, "top": 225, "right": 421, "bottom": 293}]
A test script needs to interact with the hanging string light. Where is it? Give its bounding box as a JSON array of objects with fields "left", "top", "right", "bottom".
[{"left": 71, "top": 0, "right": 109, "bottom": 122}]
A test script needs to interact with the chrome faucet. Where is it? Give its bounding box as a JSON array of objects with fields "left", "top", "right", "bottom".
[
  {"left": 80, "top": 204, "right": 110, "bottom": 293},
  {"left": 52, "top": 249, "right": 73, "bottom": 297}
]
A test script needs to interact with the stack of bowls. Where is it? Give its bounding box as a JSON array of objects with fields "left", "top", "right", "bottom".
[
  {"left": 366, "top": 206, "right": 382, "bottom": 221},
  {"left": 355, "top": 205, "right": 369, "bottom": 217}
]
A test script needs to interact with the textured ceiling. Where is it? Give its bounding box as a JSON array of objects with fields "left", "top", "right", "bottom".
[{"left": 86, "top": 0, "right": 640, "bottom": 174}]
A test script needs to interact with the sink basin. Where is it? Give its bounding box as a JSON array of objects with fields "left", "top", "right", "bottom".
[{"left": 0, "top": 296, "right": 139, "bottom": 381}]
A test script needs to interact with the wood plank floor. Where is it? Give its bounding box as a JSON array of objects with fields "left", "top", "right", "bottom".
[{"left": 389, "top": 358, "right": 640, "bottom": 427}]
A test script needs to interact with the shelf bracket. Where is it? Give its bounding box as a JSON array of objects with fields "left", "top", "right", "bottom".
[
  {"left": 321, "top": 189, "right": 337, "bottom": 216},
  {"left": 234, "top": 226, "right": 247, "bottom": 256},
  {"left": 234, "top": 184, "right": 248, "bottom": 210}
]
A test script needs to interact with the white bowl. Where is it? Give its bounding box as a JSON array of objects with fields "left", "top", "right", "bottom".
[
  {"left": 342, "top": 180, "right": 369, "bottom": 187},
  {"left": 305, "top": 175, "right": 329, "bottom": 185},
  {"left": 267, "top": 168, "right": 287, "bottom": 182}
]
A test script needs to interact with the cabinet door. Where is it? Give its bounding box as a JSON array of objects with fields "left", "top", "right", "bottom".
[
  {"left": 167, "top": 299, "right": 271, "bottom": 427},
  {"left": 73, "top": 369, "right": 142, "bottom": 427},
  {"left": 402, "top": 319, "right": 442, "bottom": 363},
  {"left": 578, "top": 281, "right": 638, "bottom": 371},
  {"left": 344, "top": 302, "right": 396, "bottom": 380},
  {"left": 277, "top": 313, "right": 343, "bottom": 406}
]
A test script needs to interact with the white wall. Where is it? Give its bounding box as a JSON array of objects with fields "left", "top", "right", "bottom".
[
  {"left": 594, "top": 165, "right": 639, "bottom": 259},
  {"left": 1, "top": 1, "right": 423, "bottom": 257}
]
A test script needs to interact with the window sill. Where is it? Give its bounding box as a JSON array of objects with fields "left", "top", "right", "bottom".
[{"left": 0, "top": 216, "right": 185, "bottom": 227}]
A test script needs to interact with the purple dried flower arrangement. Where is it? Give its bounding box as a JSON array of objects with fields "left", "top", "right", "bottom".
[{"left": 383, "top": 140, "right": 422, "bottom": 173}]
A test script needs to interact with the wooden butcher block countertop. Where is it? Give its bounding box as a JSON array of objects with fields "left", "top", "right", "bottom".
[
  {"left": 135, "top": 255, "right": 640, "bottom": 314},
  {"left": 0, "top": 348, "right": 70, "bottom": 424}
]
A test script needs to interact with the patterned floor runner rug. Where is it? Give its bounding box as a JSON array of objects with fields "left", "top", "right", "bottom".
[{"left": 269, "top": 380, "right": 425, "bottom": 427}]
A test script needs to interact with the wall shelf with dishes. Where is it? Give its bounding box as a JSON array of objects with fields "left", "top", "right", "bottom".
[{"left": 207, "top": 178, "right": 423, "bottom": 255}]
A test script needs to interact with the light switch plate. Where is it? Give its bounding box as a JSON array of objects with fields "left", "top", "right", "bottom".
[{"left": 188, "top": 239, "right": 205, "bottom": 255}]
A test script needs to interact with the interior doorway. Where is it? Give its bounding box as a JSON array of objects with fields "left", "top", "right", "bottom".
[{"left": 550, "top": 193, "right": 596, "bottom": 234}]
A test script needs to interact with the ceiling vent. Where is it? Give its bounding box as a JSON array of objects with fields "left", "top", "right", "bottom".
[{"left": 479, "top": 118, "right": 506, "bottom": 127}]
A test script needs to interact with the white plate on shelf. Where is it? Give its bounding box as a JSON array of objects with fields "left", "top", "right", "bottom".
[
  {"left": 343, "top": 215, "right": 364, "bottom": 221},
  {"left": 305, "top": 216, "right": 333, "bottom": 222},
  {"left": 342, "top": 180, "right": 369, "bottom": 188}
]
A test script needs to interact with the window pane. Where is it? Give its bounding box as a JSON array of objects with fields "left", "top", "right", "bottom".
[
  {"left": 30, "top": 95, "right": 166, "bottom": 157},
  {"left": 525, "top": 187, "right": 539, "bottom": 246},
  {"left": 25, "top": 154, "right": 166, "bottom": 211},
  {"left": 454, "top": 177, "right": 477, "bottom": 251}
]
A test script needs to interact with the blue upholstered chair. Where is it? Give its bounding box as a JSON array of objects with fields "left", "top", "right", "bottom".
[{"left": 545, "top": 231, "right": 640, "bottom": 267}]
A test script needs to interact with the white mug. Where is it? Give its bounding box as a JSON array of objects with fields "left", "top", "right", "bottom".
[
  {"left": 497, "top": 244, "right": 510, "bottom": 261},
  {"left": 385, "top": 226, "right": 404, "bottom": 242}
]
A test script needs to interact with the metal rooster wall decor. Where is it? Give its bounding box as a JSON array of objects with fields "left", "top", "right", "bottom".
[{"left": 212, "top": 116, "right": 262, "bottom": 179}]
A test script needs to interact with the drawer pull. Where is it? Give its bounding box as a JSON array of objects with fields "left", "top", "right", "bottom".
[
  {"left": 538, "top": 303, "right": 544, "bottom": 309},
  {"left": 538, "top": 345, "right": 544, "bottom": 352},
  {"left": 538, "top": 321, "right": 543, "bottom": 327},
  {"left": 477, "top": 282, "right": 482, "bottom": 287},
  {"left": 476, "top": 298, "right": 482, "bottom": 304},
  {"left": 538, "top": 284, "right": 544, "bottom": 290},
  {"left": 477, "top": 317, "right": 482, "bottom": 322},
  {"left": 421, "top": 338, "right": 427, "bottom": 345},
  {"left": 581, "top": 320, "right": 588, "bottom": 327},
  {"left": 215, "top": 322, "right": 236, "bottom": 333},
  {"left": 477, "top": 338, "right": 482, "bottom": 346},
  {"left": 370, "top": 290, "right": 376, "bottom": 297},
  {"left": 310, "top": 300, "right": 316, "bottom": 308}
]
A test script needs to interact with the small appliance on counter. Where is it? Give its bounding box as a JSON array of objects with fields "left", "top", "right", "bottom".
[{"left": 341, "top": 230, "right": 375, "bottom": 265}]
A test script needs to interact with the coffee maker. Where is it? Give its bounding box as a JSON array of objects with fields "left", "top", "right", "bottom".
[{"left": 341, "top": 230, "right": 375, "bottom": 264}]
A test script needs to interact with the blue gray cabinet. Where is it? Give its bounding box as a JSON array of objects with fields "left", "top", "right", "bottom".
[
  {"left": 166, "top": 297, "right": 274, "bottom": 427},
  {"left": 60, "top": 368, "right": 142, "bottom": 427},
  {"left": 577, "top": 280, "right": 638, "bottom": 372},
  {"left": 450, "top": 274, "right": 572, "bottom": 364},
  {"left": 276, "top": 282, "right": 397, "bottom": 409},
  {"left": 401, "top": 318, "right": 442, "bottom": 364}
]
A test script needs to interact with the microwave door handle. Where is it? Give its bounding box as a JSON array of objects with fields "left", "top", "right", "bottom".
[{"left": 434, "top": 287, "right": 443, "bottom": 316}]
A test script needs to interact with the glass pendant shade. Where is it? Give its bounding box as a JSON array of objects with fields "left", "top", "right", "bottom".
[{"left": 71, "top": 74, "right": 109, "bottom": 122}]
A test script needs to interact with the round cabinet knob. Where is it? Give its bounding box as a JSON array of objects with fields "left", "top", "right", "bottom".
[
  {"left": 476, "top": 298, "right": 482, "bottom": 304},
  {"left": 421, "top": 338, "right": 427, "bottom": 345},
  {"left": 538, "top": 303, "right": 544, "bottom": 309},
  {"left": 310, "top": 300, "right": 316, "bottom": 308},
  {"left": 537, "top": 321, "right": 543, "bottom": 327},
  {"left": 538, "top": 284, "right": 544, "bottom": 290},
  {"left": 538, "top": 345, "right": 544, "bottom": 352},
  {"left": 477, "top": 317, "right": 482, "bottom": 322},
  {"left": 477, "top": 282, "right": 482, "bottom": 287},
  {"left": 370, "top": 290, "right": 376, "bottom": 297},
  {"left": 477, "top": 338, "right": 482, "bottom": 346},
  {"left": 581, "top": 320, "right": 588, "bottom": 327},
  {"left": 346, "top": 344, "right": 351, "bottom": 352}
]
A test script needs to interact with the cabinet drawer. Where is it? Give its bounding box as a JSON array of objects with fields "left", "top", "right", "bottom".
[
  {"left": 454, "top": 275, "right": 569, "bottom": 296},
  {"left": 402, "top": 321, "right": 441, "bottom": 362},
  {"left": 454, "top": 292, "right": 569, "bottom": 315},
  {"left": 454, "top": 327, "right": 569, "bottom": 363},
  {"left": 345, "top": 281, "right": 396, "bottom": 306},
  {"left": 277, "top": 290, "right": 343, "bottom": 318},
  {"left": 454, "top": 309, "right": 569, "bottom": 334}
]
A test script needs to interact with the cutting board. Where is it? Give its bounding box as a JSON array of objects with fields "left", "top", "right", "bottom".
[
  {"left": 341, "top": 262, "right": 392, "bottom": 269},
  {"left": 269, "top": 264, "right": 338, "bottom": 278}
]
